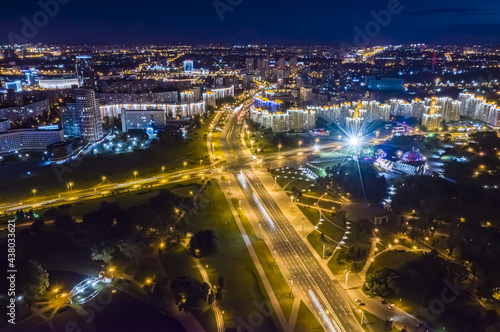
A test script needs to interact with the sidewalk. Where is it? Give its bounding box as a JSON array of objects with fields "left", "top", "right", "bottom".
[{"left": 220, "top": 176, "right": 290, "bottom": 332}]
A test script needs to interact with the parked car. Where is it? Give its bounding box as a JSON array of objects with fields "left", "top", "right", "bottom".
[
  {"left": 354, "top": 299, "right": 361, "bottom": 302},
  {"left": 388, "top": 304, "right": 395, "bottom": 309}
]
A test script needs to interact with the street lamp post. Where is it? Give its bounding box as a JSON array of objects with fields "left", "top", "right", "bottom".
[
  {"left": 289, "top": 275, "right": 296, "bottom": 297},
  {"left": 278, "top": 144, "right": 282, "bottom": 153},
  {"left": 183, "top": 161, "right": 187, "bottom": 168},
  {"left": 272, "top": 248, "right": 277, "bottom": 265},
  {"left": 133, "top": 171, "right": 138, "bottom": 179},
  {"left": 228, "top": 180, "right": 231, "bottom": 195},
  {"left": 67, "top": 182, "right": 74, "bottom": 190},
  {"left": 359, "top": 310, "right": 365, "bottom": 325},
  {"left": 345, "top": 270, "right": 350, "bottom": 288},
  {"left": 290, "top": 196, "right": 294, "bottom": 211},
  {"left": 32, "top": 189, "right": 37, "bottom": 197},
  {"left": 161, "top": 166, "right": 165, "bottom": 173},
  {"left": 298, "top": 140, "right": 302, "bottom": 149},
  {"left": 102, "top": 176, "right": 106, "bottom": 183}
]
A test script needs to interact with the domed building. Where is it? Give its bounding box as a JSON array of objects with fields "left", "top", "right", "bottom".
[{"left": 402, "top": 148, "right": 423, "bottom": 162}]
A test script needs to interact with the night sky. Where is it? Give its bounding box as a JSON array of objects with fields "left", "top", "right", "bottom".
[{"left": 1, "top": 0, "right": 500, "bottom": 45}]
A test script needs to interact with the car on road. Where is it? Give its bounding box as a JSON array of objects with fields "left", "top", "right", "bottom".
[
  {"left": 388, "top": 304, "right": 395, "bottom": 309},
  {"left": 358, "top": 303, "right": 366, "bottom": 306},
  {"left": 380, "top": 299, "right": 387, "bottom": 304},
  {"left": 354, "top": 299, "right": 361, "bottom": 302}
]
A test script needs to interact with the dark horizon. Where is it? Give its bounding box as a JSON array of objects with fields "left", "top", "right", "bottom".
[{"left": 1, "top": 0, "right": 500, "bottom": 46}]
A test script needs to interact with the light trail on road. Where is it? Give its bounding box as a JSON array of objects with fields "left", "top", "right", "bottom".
[{"left": 220, "top": 108, "right": 363, "bottom": 332}]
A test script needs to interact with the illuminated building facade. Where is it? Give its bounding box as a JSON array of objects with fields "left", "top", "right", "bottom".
[
  {"left": 0, "top": 126, "right": 64, "bottom": 155},
  {"left": 75, "top": 89, "right": 103, "bottom": 142},
  {"left": 250, "top": 107, "right": 316, "bottom": 132},
  {"left": 39, "top": 77, "right": 79, "bottom": 89},
  {"left": 121, "top": 109, "right": 166, "bottom": 132},
  {"left": 101, "top": 102, "right": 205, "bottom": 119},
  {"left": 0, "top": 99, "right": 49, "bottom": 122},
  {"left": 75, "top": 55, "right": 97, "bottom": 90},
  {"left": 422, "top": 99, "right": 442, "bottom": 131},
  {"left": 183, "top": 60, "right": 194, "bottom": 73}
]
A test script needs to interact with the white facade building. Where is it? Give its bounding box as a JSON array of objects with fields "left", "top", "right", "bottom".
[{"left": 0, "top": 126, "right": 64, "bottom": 155}]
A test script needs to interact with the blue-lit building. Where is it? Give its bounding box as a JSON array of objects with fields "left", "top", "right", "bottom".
[
  {"left": 183, "top": 60, "right": 194, "bottom": 73},
  {"left": 5, "top": 81, "right": 22, "bottom": 92},
  {"left": 365, "top": 76, "right": 404, "bottom": 91},
  {"left": 23, "top": 68, "right": 39, "bottom": 86}
]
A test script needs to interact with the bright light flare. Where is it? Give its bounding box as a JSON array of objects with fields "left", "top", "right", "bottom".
[{"left": 348, "top": 136, "right": 360, "bottom": 147}]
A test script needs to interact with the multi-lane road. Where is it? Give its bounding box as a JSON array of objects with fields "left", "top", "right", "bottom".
[
  {"left": 0, "top": 164, "right": 219, "bottom": 221},
  {"left": 220, "top": 109, "right": 364, "bottom": 332}
]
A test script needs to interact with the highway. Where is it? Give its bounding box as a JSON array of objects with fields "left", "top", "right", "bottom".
[
  {"left": 0, "top": 163, "right": 220, "bottom": 220},
  {"left": 220, "top": 109, "right": 364, "bottom": 332}
]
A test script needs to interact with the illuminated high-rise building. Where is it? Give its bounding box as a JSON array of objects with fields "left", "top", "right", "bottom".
[
  {"left": 257, "top": 58, "right": 270, "bottom": 77},
  {"left": 74, "top": 89, "right": 102, "bottom": 142},
  {"left": 183, "top": 60, "right": 194, "bottom": 73},
  {"left": 75, "top": 55, "right": 97, "bottom": 90},
  {"left": 422, "top": 98, "right": 442, "bottom": 130},
  {"left": 246, "top": 57, "right": 255, "bottom": 73}
]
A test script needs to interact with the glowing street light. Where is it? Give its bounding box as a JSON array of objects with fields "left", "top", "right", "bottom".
[
  {"left": 133, "top": 171, "right": 138, "bottom": 178},
  {"left": 102, "top": 176, "right": 106, "bottom": 183},
  {"left": 161, "top": 166, "right": 165, "bottom": 173},
  {"left": 250, "top": 140, "right": 254, "bottom": 148},
  {"left": 183, "top": 161, "right": 187, "bottom": 168},
  {"left": 298, "top": 140, "right": 302, "bottom": 149},
  {"left": 32, "top": 188, "right": 37, "bottom": 197},
  {"left": 278, "top": 144, "right": 282, "bottom": 153},
  {"left": 67, "top": 182, "right": 74, "bottom": 190}
]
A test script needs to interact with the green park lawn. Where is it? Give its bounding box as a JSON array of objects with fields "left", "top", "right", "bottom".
[
  {"left": 294, "top": 301, "right": 324, "bottom": 332},
  {"left": 298, "top": 205, "right": 345, "bottom": 257},
  {"left": 231, "top": 198, "right": 294, "bottom": 321},
  {"left": 365, "top": 250, "right": 422, "bottom": 277},
  {"left": 171, "top": 181, "right": 277, "bottom": 332}
]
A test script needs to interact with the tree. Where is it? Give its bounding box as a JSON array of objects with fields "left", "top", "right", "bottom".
[
  {"left": 29, "top": 217, "right": 45, "bottom": 233},
  {"left": 17, "top": 260, "right": 49, "bottom": 314},
  {"left": 190, "top": 230, "right": 219, "bottom": 257},
  {"left": 116, "top": 240, "right": 142, "bottom": 266},
  {"left": 53, "top": 212, "right": 75, "bottom": 231},
  {"left": 383, "top": 318, "right": 393, "bottom": 331},
  {"left": 170, "top": 276, "right": 210, "bottom": 312},
  {"left": 218, "top": 275, "right": 225, "bottom": 289},
  {"left": 90, "top": 244, "right": 115, "bottom": 264}
]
